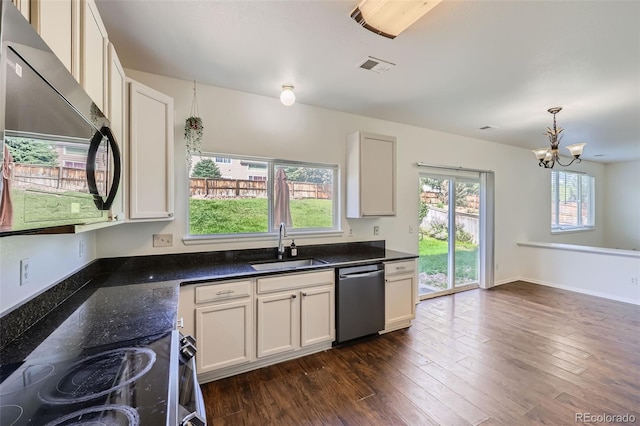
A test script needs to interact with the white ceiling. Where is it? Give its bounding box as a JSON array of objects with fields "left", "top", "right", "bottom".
[{"left": 95, "top": 0, "right": 640, "bottom": 163}]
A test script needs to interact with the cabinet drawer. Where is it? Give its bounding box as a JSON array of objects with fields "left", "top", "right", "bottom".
[
  {"left": 195, "top": 280, "right": 252, "bottom": 304},
  {"left": 384, "top": 260, "right": 416, "bottom": 276},
  {"left": 257, "top": 270, "right": 334, "bottom": 294}
]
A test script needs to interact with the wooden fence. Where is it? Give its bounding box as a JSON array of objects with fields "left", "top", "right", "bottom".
[
  {"left": 11, "top": 164, "right": 106, "bottom": 192},
  {"left": 190, "top": 178, "right": 332, "bottom": 200}
]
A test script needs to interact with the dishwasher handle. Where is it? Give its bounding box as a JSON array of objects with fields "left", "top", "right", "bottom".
[{"left": 339, "top": 270, "right": 384, "bottom": 279}]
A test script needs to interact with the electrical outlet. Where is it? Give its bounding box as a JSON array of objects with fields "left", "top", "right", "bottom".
[
  {"left": 348, "top": 228, "right": 353, "bottom": 237},
  {"left": 153, "top": 234, "right": 173, "bottom": 247},
  {"left": 409, "top": 225, "right": 413, "bottom": 233},
  {"left": 373, "top": 226, "right": 379, "bottom": 236},
  {"left": 20, "top": 258, "right": 30, "bottom": 286},
  {"left": 78, "top": 240, "right": 85, "bottom": 258},
  {"left": 632, "top": 277, "right": 638, "bottom": 285}
]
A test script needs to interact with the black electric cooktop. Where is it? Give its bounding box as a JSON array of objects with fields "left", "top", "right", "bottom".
[{"left": 0, "top": 331, "right": 172, "bottom": 426}]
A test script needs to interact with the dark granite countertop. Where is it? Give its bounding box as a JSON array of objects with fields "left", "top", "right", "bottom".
[{"left": 0, "top": 240, "right": 416, "bottom": 363}]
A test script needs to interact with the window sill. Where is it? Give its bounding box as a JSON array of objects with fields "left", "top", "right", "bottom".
[
  {"left": 182, "top": 230, "right": 344, "bottom": 246},
  {"left": 551, "top": 227, "right": 595, "bottom": 235}
]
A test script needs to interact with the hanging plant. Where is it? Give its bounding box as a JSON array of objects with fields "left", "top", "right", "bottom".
[{"left": 185, "top": 81, "right": 203, "bottom": 170}]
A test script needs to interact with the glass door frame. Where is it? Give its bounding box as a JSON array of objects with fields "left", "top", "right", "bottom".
[{"left": 418, "top": 172, "right": 480, "bottom": 300}]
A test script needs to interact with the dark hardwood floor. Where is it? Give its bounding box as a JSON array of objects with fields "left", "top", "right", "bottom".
[{"left": 201, "top": 281, "right": 640, "bottom": 425}]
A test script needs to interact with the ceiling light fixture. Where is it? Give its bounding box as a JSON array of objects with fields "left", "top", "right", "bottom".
[
  {"left": 350, "top": 0, "right": 443, "bottom": 39},
  {"left": 532, "top": 107, "right": 586, "bottom": 169},
  {"left": 280, "top": 85, "right": 295, "bottom": 106}
]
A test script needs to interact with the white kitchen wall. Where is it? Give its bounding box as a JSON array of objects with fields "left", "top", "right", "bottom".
[
  {"left": 0, "top": 232, "right": 96, "bottom": 315},
  {"left": 603, "top": 160, "right": 640, "bottom": 250},
  {"left": 0, "top": 70, "right": 623, "bottom": 314},
  {"left": 95, "top": 70, "right": 605, "bottom": 288}
]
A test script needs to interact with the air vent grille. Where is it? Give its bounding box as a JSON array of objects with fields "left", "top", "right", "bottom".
[{"left": 358, "top": 56, "right": 396, "bottom": 74}]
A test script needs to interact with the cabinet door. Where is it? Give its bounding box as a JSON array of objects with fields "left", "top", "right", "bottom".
[
  {"left": 31, "top": 0, "right": 79, "bottom": 79},
  {"left": 256, "top": 292, "right": 299, "bottom": 358},
  {"left": 12, "top": 0, "right": 30, "bottom": 21},
  {"left": 300, "top": 285, "right": 335, "bottom": 347},
  {"left": 360, "top": 135, "right": 395, "bottom": 215},
  {"left": 128, "top": 80, "right": 175, "bottom": 220},
  {"left": 80, "top": 0, "right": 108, "bottom": 113},
  {"left": 107, "top": 43, "right": 125, "bottom": 221},
  {"left": 385, "top": 274, "right": 415, "bottom": 327},
  {"left": 195, "top": 299, "right": 253, "bottom": 373},
  {"left": 346, "top": 131, "right": 396, "bottom": 218}
]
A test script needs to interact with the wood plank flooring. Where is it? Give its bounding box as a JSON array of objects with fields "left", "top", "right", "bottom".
[{"left": 200, "top": 281, "right": 640, "bottom": 425}]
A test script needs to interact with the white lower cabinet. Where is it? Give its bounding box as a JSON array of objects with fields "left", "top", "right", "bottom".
[
  {"left": 300, "top": 285, "right": 335, "bottom": 347},
  {"left": 195, "top": 298, "right": 253, "bottom": 372},
  {"left": 383, "top": 259, "right": 417, "bottom": 332},
  {"left": 179, "top": 269, "right": 335, "bottom": 384},
  {"left": 256, "top": 270, "right": 335, "bottom": 359},
  {"left": 179, "top": 279, "right": 253, "bottom": 375},
  {"left": 256, "top": 291, "right": 298, "bottom": 358}
]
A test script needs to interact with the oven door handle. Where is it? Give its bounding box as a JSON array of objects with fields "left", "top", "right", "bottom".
[
  {"left": 180, "top": 356, "right": 207, "bottom": 426},
  {"left": 181, "top": 410, "right": 206, "bottom": 426}
]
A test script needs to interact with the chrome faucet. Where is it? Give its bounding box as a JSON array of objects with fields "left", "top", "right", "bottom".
[{"left": 277, "top": 222, "right": 287, "bottom": 260}]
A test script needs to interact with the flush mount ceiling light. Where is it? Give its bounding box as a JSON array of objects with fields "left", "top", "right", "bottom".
[
  {"left": 351, "top": 0, "right": 443, "bottom": 39},
  {"left": 280, "top": 85, "right": 295, "bottom": 106},
  {"left": 532, "top": 107, "right": 586, "bottom": 169}
]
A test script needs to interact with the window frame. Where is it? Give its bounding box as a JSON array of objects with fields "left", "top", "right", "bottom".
[
  {"left": 551, "top": 170, "right": 595, "bottom": 233},
  {"left": 185, "top": 153, "right": 341, "bottom": 242}
]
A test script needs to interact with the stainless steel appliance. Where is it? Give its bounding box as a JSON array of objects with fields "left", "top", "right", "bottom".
[
  {"left": 0, "top": 0, "right": 121, "bottom": 236},
  {"left": 0, "top": 330, "right": 206, "bottom": 426},
  {"left": 174, "top": 334, "right": 207, "bottom": 426},
  {"left": 335, "top": 263, "right": 385, "bottom": 344}
]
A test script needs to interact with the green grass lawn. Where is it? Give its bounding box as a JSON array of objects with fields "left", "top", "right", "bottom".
[
  {"left": 189, "top": 198, "right": 332, "bottom": 235},
  {"left": 419, "top": 236, "right": 478, "bottom": 286},
  {"left": 8, "top": 188, "right": 104, "bottom": 231}
]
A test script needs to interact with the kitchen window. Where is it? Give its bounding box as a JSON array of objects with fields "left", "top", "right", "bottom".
[
  {"left": 551, "top": 170, "right": 595, "bottom": 232},
  {"left": 187, "top": 153, "right": 339, "bottom": 237}
]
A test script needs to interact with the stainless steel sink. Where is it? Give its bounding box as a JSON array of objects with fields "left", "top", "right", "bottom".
[{"left": 250, "top": 258, "right": 327, "bottom": 271}]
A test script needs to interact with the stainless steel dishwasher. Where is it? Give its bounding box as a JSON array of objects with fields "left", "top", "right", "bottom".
[{"left": 335, "top": 263, "right": 385, "bottom": 344}]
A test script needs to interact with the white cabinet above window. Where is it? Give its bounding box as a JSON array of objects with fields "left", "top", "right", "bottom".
[{"left": 346, "top": 131, "right": 396, "bottom": 218}]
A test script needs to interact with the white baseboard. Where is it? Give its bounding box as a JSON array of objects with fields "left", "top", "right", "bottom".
[
  {"left": 493, "top": 277, "right": 519, "bottom": 286},
  {"left": 518, "top": 276, "right": 640, "bottom": 306}
]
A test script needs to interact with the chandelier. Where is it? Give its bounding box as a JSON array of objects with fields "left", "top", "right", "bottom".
[{"left": 532, "top": 107, "right": 586, "bottom": 168}]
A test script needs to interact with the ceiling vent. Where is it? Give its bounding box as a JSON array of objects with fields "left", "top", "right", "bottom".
[{"left": 359, "top": 56, "right": 396, "bottom": 74}]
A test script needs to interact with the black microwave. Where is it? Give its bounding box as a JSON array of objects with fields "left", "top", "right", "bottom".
[{"left": 0, "top": 0, "right": 121, "bottom": 237}]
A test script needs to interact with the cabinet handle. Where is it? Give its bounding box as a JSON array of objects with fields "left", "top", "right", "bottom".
[
  {"left": 291, "top": 294, "right": 297, "bottom": 299},
  {"left": 301, "top": 292, "right": 307, "bottom": 297},
  {"left": 396, "top": 266, "right": 407, "bottom": 270},
  {"left": 216, "top": 289, "right": 235, "bottom": 295}
]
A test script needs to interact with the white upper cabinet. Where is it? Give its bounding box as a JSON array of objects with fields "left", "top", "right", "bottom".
[
  {"left": 80, "top": 0, "right": 108, "bottom": 113},
  {"left": 127, "top": 79, "right": 175, "bottom": 221},
  {"left": 107, "top": 43, "right": 126, "bottom": 221},
  {"left": 346, "top": 131, "right": 397, "bottom": 217},
  {"left": 30, "top": 0, "right": 80, "bottom": 80},
  {"left": 12, "top": 0, "right": 30, "bottom": 21}
]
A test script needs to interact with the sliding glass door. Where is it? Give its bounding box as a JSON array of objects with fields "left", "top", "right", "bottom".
[{"left": 418, "top": 173, "right": 480, "bottom": 298}]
